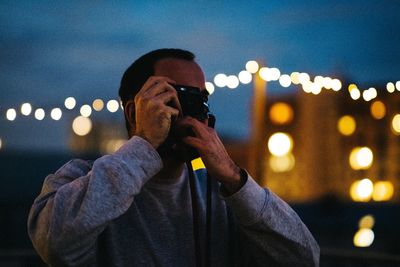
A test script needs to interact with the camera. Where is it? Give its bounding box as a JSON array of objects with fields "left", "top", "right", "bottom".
[
  {"left": 172, "top": 84, "right": 215, "bottom": 160},
  {"left": 173, "top": 84, "right": 211, "bottom": 122}
]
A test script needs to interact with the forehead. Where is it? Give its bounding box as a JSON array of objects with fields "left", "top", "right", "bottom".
[{"left": 154, "top": 58, "right": 206, "bottom": 90}]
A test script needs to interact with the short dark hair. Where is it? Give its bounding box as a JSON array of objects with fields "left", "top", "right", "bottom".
[{"left": 118, "top": 48, "right": 195, "bottom": 134}]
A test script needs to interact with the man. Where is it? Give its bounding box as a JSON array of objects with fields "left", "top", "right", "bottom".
[{"left": 28, "top": 48, "right": 320, "bottom": 266}]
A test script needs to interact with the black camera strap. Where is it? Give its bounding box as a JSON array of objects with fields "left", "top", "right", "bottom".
[{"left": 187, "top": 162, "right": 212, "bottom": 267}]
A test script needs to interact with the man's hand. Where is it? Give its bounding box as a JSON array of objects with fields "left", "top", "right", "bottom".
[
  {"left": 134, "top": 76, "right": 181, "bottom": 148},
  {"left": 177, "top": 117, "right": 243, "bottom": 192}
]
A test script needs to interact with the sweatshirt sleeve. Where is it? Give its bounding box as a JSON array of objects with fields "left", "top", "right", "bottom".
[
  {"left": 27, "top": 136, "right": 163, "bottom": 266},
  {"left": 221, "top": 171, "right": 320, "bottom": 267}
]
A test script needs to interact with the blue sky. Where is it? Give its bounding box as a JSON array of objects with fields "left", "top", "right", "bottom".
[{"left": 1, "top": 1, "right": 400, "bottom": 151}]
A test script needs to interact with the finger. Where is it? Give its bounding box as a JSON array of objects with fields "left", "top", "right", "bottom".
[
  {"left": 152, "top": 89, "right": 182, "bottom": 114},
  {"left": 178, "top": 117, "right": 209, "bottom": 138},
  {"left": 182, "top": 136, "right": 204, "bottom": 150},
  {"left": 142, "top": 80, "right": 176, "bottom": 99},
  {"left": 137, "top": 76, "right": 176, "bottom": 97}
]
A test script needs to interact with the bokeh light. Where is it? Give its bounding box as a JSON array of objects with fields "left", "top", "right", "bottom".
[
  {"left": 337, "top": 115, "right": 356, "bottom": 136},
  {"left": 21, "top": 103, "right": 32, "bottom": 116},
  {"left": 331, "top": 79, "right": 342, "bottom": 91},
  {"left": 358, "top": 215, "right": 375, "bottom": 229},
  {"left": 226, "top": 75, "right": 239, "bottom": 89},
  {"left": 354, "top": 228, "right": 374, "bottom": 247},
  {"left": 279, "top": 74, "right": 291, "bottom": 87},
  {"left": 391, "top": 114, "right": 400, "bottom": 135},
  {"left": 269, "top": 102, "right": 294, "bottom": 125},
  {"left": 370, "top": 100, "right": 386, "bottom": 120},
  {"left": 50, "top": 108, "right": 62, "bottom": 120},
  {"left": 92, "top": 99, "right": 104, "bottom": 111},
  {"left": 268, "top": 132, "right": 293, "bottom": 156},
  {"left": 386, "top": 82, "right": 395, "bottom": 93},
  {"left": 245, "top": 60, "right": 259, "bottom": 74},
  {"left": 372, "top": 181, "right": 394, "bottom": 201},
  {"left": 34, "top": 108, "right": 45, "bottom": 120},
  {"left": 107, "top": 100, "right": 119, "bottom": 112},
  {"left": 269, "top": 153, "right": 295, "bottom": 173},
  {"left": 72, "top": 116, "right": 92, "bottom": 136},
  {"left": 238, "top": 70, "right": 252, "bottom": 84},
  {"left": 350, "top": 178, "right": 374, "bottom": 202},
  {"left": 214, "top": 73, "right": 227, "bottom": 87},
  {"left": 80, "top": 104, "right": 92, "bottom": 117},
  {"left": 6, "top": 108, "right": 17, "bottom": 121},
  {"left": 64, "top": 97, "right": 76, "bottom": 110},
  {"left": 205, "top": 82, "right": 215, "bottom": 95},
  {"left": 349, "top": 147, "right": 373, "bottom": 170}
]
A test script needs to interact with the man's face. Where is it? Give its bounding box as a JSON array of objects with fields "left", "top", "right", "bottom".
[{"left": 153, "top": 58, "right": 207, "bottom": 161}]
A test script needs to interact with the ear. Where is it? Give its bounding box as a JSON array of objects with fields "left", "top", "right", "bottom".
[{"left": 124, "top": 100, "right": 136, "bottom": 136}]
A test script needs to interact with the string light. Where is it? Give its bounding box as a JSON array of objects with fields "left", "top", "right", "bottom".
[
  {"left": 107, "top": 100, "right": 119, "bottom": 112},
  {"left": 205, "top": 82, "right": 215, "bottom": 95},
  {"left": 64, "top": 97, "right": 76, "bottom": 110},
  {"left": 21, "top": 103, "right": 32, "bottom": 116},
  {"left": 214, "top": 73, "right": 227, "bottom": 88},
  {"left": 34, "top": 108, "right": 45, "bottom": 120},
  {"left": 80, "top": 104, "right": 92, "bottom": 117},
  {"left": 92, "top": 99, "right": 104, "bottom": 111},
  {"left": 50, "top": 108, "right": 62, "bottom": 120},
  {"left": 2, "top": 60, "right": 400, "bottom": 124},
  {"left": 226, "top": 75, "right": 239, "bottom": 89},
  {"left": 6, "top": 108, "right": 17, "bottom": 121},
  {"left": 245, "top": 60, "right": 259, "bottom": 73},
  {"left": 238, "top": 70, "right": 252, "bottom": 84}
]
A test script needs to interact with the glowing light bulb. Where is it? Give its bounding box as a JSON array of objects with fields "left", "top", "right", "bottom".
[
  {"left": 245, "top": 60, "right": 259, "bottom": 74},
  {"left": 331, "top": 79, "right": 342, "bottom": 91},
  {"left": 386, "top": 82, "right": 395, "bottom": 93},
  {"left": 214, "top": 73, "right": 227, "bottom": 87},
  {"left": 350, "top": 88, "right": 361, "bottom": 100},
  {"left": 238, "top": 70, "right": 252, "bottom": 84},
  {"left": 226, "top": 75, "right": 239, "bottom": 89},
  {"left": 391, "top": 114, "right": 400, "bottom": 135},
  {"left": 358, "top": 215, "right": 375, "bottom": 229},
  {"left": 107, "top": 100, "right": 119, "bottom": 112},
  {"left": 50, "top": 108, "right": 62, "bottom": 120},
  {"left": 354, "top": 228, "right": 374, "bottom": 247},
  {"left": 6, "top": 108, "right": 17, "bottom": 121},
  {"left": 290, "top": 72, "right": 300, "bottom": 85},
  {"left": 372, "top": 181, "right": 394, "bottom": 201},
  {"left": 350, "top": 178, "right": 374, "bottom": 202},
  {"left": 205, "top": 82, "right": 215, "bottom": 95},
  {"left": 65, "top": 97, "right": 76, "bottom": 110},
  {"left": 21, "top": 103, "right": 32, "bottom": 116},
  {"left": 279, "top": 74, "right": 291, "bottom": 87},
  {"left": 268, "top": 132, "right": 293, "bottom": 156},
  {"left": 72, "top": 116, "right": 92, "bottom": 136},
  {"left": 298, "top": 73, "right": 310, "bottom": 85},
  {"left": 337, "top": 115, "right": 356, "bottom": 136},
  {"left": 80, "top": 104, "right": 92, "bottom": 117},
  {"left": 349, "top": 147, "right": 373, "bottom": 170},
  {"left": 370, "top": 100, "right": 386, "bottom": 120},
  {"left": 34, "top": 108, "right": 45, "bottom": 120},
  {"left": 269, "top": 102, "right": 294, "bottom": 125},
  {"left": 269, "top": 68, "right": 281, "bottom": 81},
  {"left": 92, "top": 99, "right": 104, "bottom": 111}
]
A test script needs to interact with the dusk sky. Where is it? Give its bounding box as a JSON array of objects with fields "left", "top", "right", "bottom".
[{"left": 1, "top": 1, "right": 400, "bottom": 151}]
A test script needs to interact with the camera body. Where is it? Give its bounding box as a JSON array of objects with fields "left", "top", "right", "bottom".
[
  {"left": 172, "top": 84, "right": 215, "bottom": 160},
  {"left": 173, "top": 84, "right": 210, "bottom": 122}
]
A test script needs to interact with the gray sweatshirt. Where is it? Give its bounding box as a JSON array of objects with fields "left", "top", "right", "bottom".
[{"left": 28, "top": 136, "right": 320, "bottom": 266}]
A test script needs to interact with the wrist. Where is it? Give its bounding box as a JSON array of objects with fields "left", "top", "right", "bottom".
[{"left": 221, "top": 168, "right": 247, "bottom": 195}]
